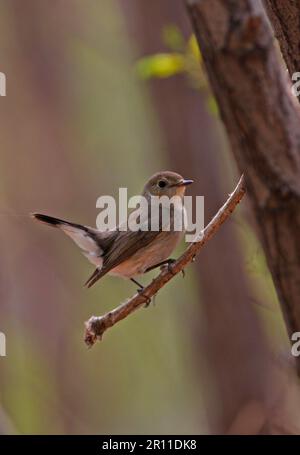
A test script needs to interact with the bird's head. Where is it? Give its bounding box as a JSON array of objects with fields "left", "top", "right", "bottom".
[{"left": 143, "top": 171, "right": 194, "bottom": 199}]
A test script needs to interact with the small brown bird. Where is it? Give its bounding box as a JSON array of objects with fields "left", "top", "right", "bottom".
[{"left": 32, "top": 171, "right": 193, "bottom": 289}]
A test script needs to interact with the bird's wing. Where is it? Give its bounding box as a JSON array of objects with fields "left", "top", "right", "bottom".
[{"left": 84, "top": 229, "right": 164, "bottom": 288}]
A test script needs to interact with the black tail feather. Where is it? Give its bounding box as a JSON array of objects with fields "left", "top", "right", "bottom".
[
  {"left": 84, "top": 268, "right": 101, "bottom": 288},
  {"left": 31, "top": 213, "right": 64, "bottom": 226},
  {"left": 31, "top": 213, "right": 89, "bottom": 231}
]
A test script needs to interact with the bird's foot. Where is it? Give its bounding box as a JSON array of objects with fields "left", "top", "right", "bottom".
[
  {"left": 160, "top": 258, "right": 185, "bottom": 277},
  {"left": 130, "top": 278, "right": 152, "bottom": 306},
  {"left": 137, "top": 287, "right": 152, "bottom": 307},
  {"left": 160, "top": 258, "right": 176, "bottom": 274}
]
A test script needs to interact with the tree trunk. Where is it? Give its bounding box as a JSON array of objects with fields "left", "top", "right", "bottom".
[
  {"left": 187, "top": 0, "right": 300, "bottom": 377},
  {"left": 264, "top": 0, "right": 300, "bottom": 78}
]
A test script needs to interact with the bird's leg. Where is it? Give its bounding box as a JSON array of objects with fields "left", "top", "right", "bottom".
[
  {"left": 145, "top": 258, "right": 176, "bottom": 273},
  {"left": 130, "top": 277, "right": 144, "bottom": 289},
  {"left": 130, "top": 278, "right": 151, "bottom": 307},
  {"left": 145, "top": 258, "right": 185, "bottom": 278}
]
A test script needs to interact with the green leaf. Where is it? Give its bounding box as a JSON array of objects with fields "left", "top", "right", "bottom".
[
  {"left": 206, "top": 96, "right": 219, "bottom": 117},
  {"left": 136, "top": 53, "right": 185, "bottom": 79},
  {"left": 187, "top": 35, "right": 201, "bottom": 62},
  {"left": 162, "top": 24, "right": 185, "bottom": 51}
]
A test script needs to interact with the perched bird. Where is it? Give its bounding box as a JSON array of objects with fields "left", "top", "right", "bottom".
[{"left": 32, "top": 171, "right": 193, "bottom": 289}]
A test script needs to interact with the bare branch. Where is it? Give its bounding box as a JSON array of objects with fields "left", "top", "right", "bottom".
[{"left": 84, "top": 175, "right": 245, "bottom": 347}]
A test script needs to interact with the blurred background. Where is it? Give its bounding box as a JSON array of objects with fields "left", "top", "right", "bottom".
[{"left": 0, "top": 0, "right": 290, "bottom": 434}]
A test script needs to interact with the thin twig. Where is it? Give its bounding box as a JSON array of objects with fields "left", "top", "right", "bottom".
[{"left": 84, "top": 175, "right": 245, "bottom": 347}]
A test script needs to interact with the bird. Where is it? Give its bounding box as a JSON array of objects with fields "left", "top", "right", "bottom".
[{"left": 32, "top": 171, "right": 193, "bottom": 289}]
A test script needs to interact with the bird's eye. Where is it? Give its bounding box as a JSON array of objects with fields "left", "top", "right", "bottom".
[{"left": 158, "top": 180, "right": 167, "bottom": 188}]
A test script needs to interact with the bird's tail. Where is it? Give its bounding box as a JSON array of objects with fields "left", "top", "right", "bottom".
[
  {"left": 31, "top": 213, "right": 104, "bottom": 270},
  {"left": 83, "top": 268, "right": 102, "bottom": 288},
  {"left": 32, "top": 213, "right": 83, "bottom": 229}
]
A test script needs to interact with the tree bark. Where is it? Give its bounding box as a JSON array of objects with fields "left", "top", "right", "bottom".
[
  {"left": 264, "top": 0, "right": 300, "bottom": 77},
  {"left": 187, "top": 0, "right": 300, "bottom": 374}
]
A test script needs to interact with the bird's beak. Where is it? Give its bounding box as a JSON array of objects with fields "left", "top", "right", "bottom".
[{"left": 177, "top": 178, "right": 194, "bottom": 187}]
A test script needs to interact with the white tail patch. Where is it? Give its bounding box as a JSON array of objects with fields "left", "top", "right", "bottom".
[
  {"left": 60, "top": 225, "right": 103, "bottom": 266},
  {"left": 82, "top": 251, "right": 103, "bottom": 267}
]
